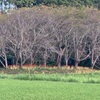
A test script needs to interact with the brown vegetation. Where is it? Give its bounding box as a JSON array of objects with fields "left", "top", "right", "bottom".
[{"left": 0, "top": 7, "right": 100, "bottom": 69}]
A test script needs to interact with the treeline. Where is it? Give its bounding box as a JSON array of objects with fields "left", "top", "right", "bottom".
[
  {"left": 0, "top": 7, "right": 100, "bottom": 69},
  {"left": 2, "top": 0, "right": 100, "bottom": 9}
]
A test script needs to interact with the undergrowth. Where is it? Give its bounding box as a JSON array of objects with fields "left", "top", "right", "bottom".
[{"left": 0, "top": 72, "right": 100, "bottom": 84}]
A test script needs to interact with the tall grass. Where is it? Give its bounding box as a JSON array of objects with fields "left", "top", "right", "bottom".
[{"left": 0, "top": 72, "right": 100, "bottom": 83}]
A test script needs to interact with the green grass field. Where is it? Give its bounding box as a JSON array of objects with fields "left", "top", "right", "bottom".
[
  {"left": 0, "top": 79, "right": 100, "bottom": 100},
  {"left": 0, "top": 67, "right": 100, "bottom": 100},
  {"left": 0, "top": 72, "right": 100, "bottom": 83}
]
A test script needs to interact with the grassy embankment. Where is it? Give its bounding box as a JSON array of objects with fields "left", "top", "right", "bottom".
[{"left": 0, "top": 67, "right": 100, "bottom": 83}]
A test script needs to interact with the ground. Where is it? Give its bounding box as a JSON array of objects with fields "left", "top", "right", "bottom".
[
  {"left": 0, "top": 79, "right": 100, "bottom": 100},
  {"left": 0, "top": 66, "right": 100, "bottom": 100}
]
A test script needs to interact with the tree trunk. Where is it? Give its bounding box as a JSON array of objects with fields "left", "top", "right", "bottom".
[
  {"left": 65, "top": 58, "right": 68, "bottom": 67},
  {"left": 44, "top": 59, "right": 47, "bottom": 67},
  {"left": 0, "top": 59, "right": 6, "bottom": 68},
  {"left": 3, "top": 52, "right": 8, "bottom": 68},
  {"left": 19, "top": 58, "right": 22, "bottom": 69},
  {"left": 75, "top": 61, "right": 79, "bottom": 68},
  {"left": 15, "top": 56, "right": 19, "bottom": 66},
  {"left": 43, "top": 49, "right": 48, "bottom": 67},
  {"left": 19, "top": 52, "right": 22, "bottom": 69},
  {"left": 75, "top": 49, "right": 79, "bottom": 68},
  {"left": 30, "top": 53, "right": 34, "bottom": 65},
  {"left": 57, "top": 55, "right": 62, "bottom": 68},
  {"left": 91, "top": 63, "right": 94, "bottom": 69},
  {"left": 91, "top": 51, "right": 94, "bottom": 69},
  {"left": 5, "top": 56, "right": 8, "bottom": 68}
]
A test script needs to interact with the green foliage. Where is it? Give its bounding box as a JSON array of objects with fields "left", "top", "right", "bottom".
[
  {"left": 12, "top": 0, "right": 36, "bottom": 8},
  {"left": 0, "top": 0, "right": 100, "bottom": 9},
  {"left": 0, "top": 71, "right": 100, "bottom": 83},
  {"left": 4, "top": 0, "right": 100, "bottom": 9}
]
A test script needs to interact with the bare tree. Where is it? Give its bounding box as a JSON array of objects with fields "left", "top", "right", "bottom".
[
  {"left": 6, "top": 9, "right": 38, "bottom": 68},
  {"left": 0, "top": 7, "right": 100, "bottom": 69},
  {"left": 71, "top": 18, "right": 92, "bottom": 68},
  {"left": 85, "top": 10, "right": 100, "bottom": 69},
  {"left": 88, "top": 22, "right": 100, "bottom": 69},
  {"left": 39, "top": 16, "right": 72, "bottom": 67},
  {"left": 0, "top": 21, "right": 8, "bottom": 68}
]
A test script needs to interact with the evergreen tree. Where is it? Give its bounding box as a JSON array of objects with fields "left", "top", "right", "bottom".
[{"left": 3, "top": 0, "right": 100, "bottom": 9}]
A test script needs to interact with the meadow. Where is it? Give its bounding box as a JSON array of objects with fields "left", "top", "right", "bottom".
[
  {"left": 0, "top": 79, "right": 100, "bottom": 100},
  {"left": 0, "top": 2, "right": 100, "bottom": 100},
  {"left": 0, "top": 67, "right": 100, "bottom": 100},
  {"left": 0, "top": 67, "right": 100, "bottom": 83}
]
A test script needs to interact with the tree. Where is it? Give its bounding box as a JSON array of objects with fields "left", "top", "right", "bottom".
[
  {"left": 70, "top": 12, "right": 92, "bottom": 68},
  {"left": 6, "top": 9, "right": 37, "bottom": 68},
  {"left": 0, "top": 20, "right": 8, "bottom": 68},
  {"left": 0, "top": 0, "right": 5, "bottom": 13},
  {"left": 87, "top": 12, "right": 100, "bottom": 69}
]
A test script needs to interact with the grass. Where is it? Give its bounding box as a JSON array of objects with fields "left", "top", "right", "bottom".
[
  {"left": 0, "top": 67, "right": 100, "bottom": 100},
  {"left": 0, "top": 67, "right": 100, "bottom": 83},
  {"left": 0, "top": 72, "right": 100, "bottom": 83},
  {"left": 0, "top": 66, "right": 99, "bottom": 74},
  {"left": 0, "top": 79, "right": 100, "bottom": 100}
]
